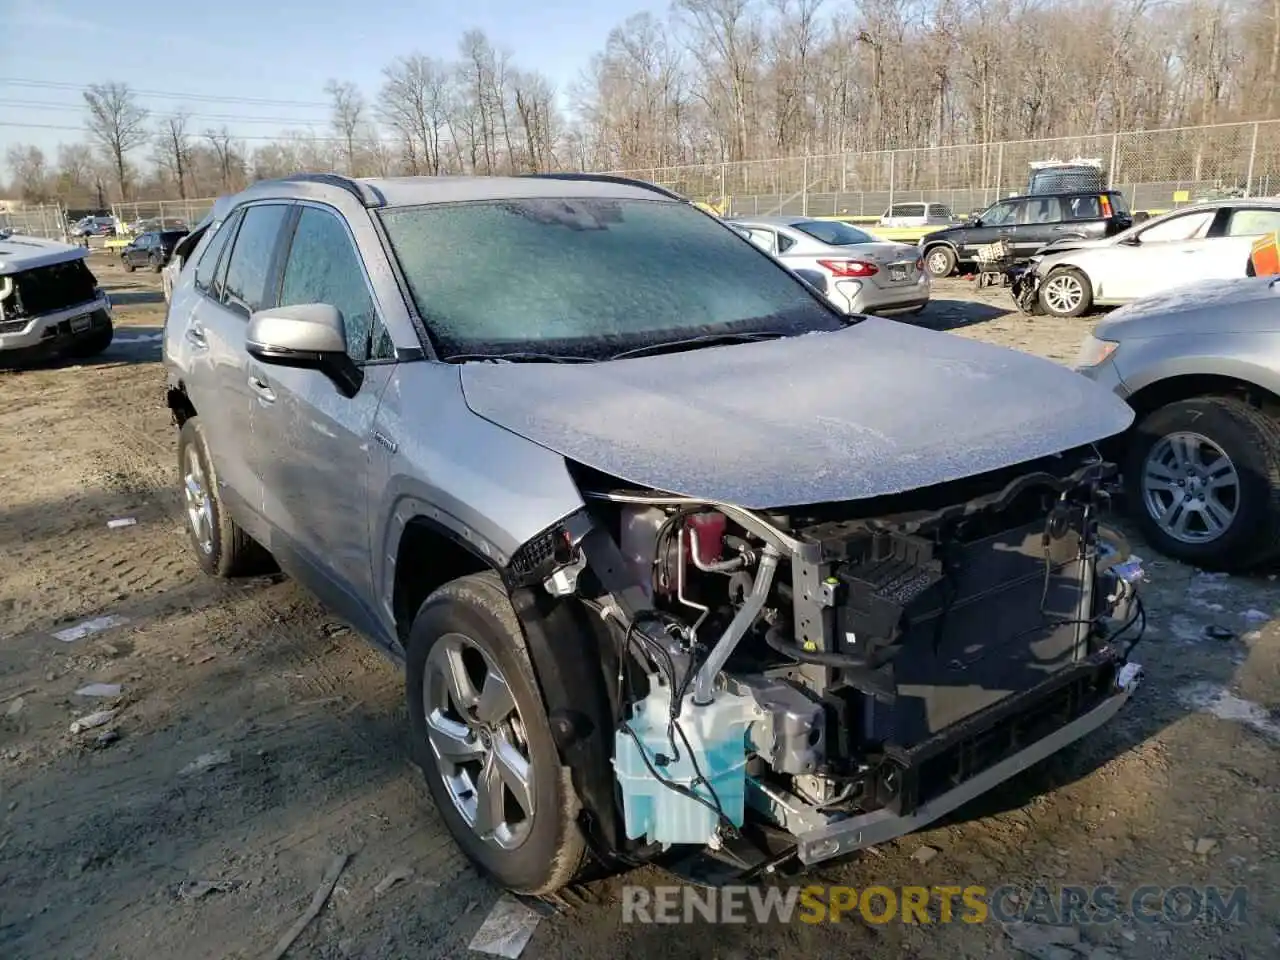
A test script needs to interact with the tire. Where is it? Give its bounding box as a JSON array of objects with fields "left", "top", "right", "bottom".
[
  {"left": 923, "top": 244, "right": 956, "bottom": 278},
  {"left": 151, "top": 257, "right": 164, "bottom": 274},
  {"left": 177, "top": 417, "right": 271, "bottom": 577},
  {"left": 405, "top": 571, "right": 587, "bottom": 895},
  {"left": 1038, "top": 266, "right": 1093, "bottom": 318},
  {"left": 122, "top": 260, "right": 135, "bottom": 273},
  {"left": 1125, "top": 396, "right": 1280, "bottom": 571},
  {"left": 67, "top": 321, "right": 113, "bottom": 358}
]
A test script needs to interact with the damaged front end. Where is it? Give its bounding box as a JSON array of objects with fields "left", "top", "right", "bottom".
[{"left": 511, "top": 444, "right": 1145, "bottom": 877}]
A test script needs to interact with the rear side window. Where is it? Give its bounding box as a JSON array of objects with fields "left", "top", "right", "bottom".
[
  {"left": 892, "top": 204, "right": 925, "bottom": 217},
  {"left": 221, "top": 204, "right": 290, "bottom": 317},
  {"left": 929, "top": 204, "right": 954, "bottom": 219},
  {"left": 193, "top": 213, "right": 239, "bottom": 295},
  {"left": 1225, "top": 208, "right": 1280, "bottom": 237},
  {"left": 1065, "top": 196, "right": 1102, "bottom": 221},
  {"left": 1021, "top": 197, "right": 1062, "bottom": 223},
  {"left": 791, "top": 219, "right": 874, "bottom": 245}
]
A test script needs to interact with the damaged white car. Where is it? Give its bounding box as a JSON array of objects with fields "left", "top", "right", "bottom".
[
  {"left": 0, "top": 233, "right": 114, "bottom": 365},
  {"left": 163, "top": 173, "right": 1148, "bottom": 894}
]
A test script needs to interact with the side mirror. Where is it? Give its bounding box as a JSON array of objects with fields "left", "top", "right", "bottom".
[{"left": 246, "top": 303, "right": 362, "bottom": 397}]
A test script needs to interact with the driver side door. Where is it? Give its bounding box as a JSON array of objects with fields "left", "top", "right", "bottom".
[
  {"left": 959, "top": 199, "right": 1022, "bottom": 259},
  {"left": 247, "top": 203, "right": 397, "bottom": 640},
  {"left": 1100, "top": 208, "right": 1218, "bottom": 301}
]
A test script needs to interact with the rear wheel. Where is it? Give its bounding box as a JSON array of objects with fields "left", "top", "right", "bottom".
[
  {"left": 1038, "top": 267, "right": 1092, "bottom": 318},
  {"left": 1125, "top": 397, "right": 1280, "bottom": 571},
  {"left": 924, "top": 244, "right": 956, "bottom": 278},
  {"left": 177, "top": 417, "right": 272, "bottom": 577},
  {"left": 405, "top": 571, "right": 587, "bottom": 894}
]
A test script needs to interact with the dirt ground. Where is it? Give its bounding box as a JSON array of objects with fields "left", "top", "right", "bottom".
[{"left": 1, "top": 256, "right": 1277, "bottom": 960}]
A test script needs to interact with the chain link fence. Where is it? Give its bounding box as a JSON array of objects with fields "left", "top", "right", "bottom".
[
  {"left": 109, "top": 198, "right": 217, "bottom": 232},
  {"left": 613, "top": 120, "right": 1278, "bottom": 219},
  {"left": 0, "top": 204, "right": 69, "bottom": 240}
]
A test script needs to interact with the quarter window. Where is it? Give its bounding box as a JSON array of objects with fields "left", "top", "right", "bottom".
[
  {"left": 221, "top": 204, "right": 289, "bottom": 317},
  {"left": 279, "top": 207, "right": 379, "bottom": 363}
]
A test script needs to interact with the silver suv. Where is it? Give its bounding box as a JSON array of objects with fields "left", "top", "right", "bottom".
[{"left": 163, "top": 173, "right": 1147, "bottom": 895}]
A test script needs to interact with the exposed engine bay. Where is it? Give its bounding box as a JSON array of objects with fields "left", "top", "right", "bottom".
[{"left": 513, "top": 443, "right": 1145, "bottom": 874}]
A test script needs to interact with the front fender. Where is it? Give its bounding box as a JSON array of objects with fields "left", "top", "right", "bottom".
[{"left": 1115, "top": 334, "right": 1280, "bottom": 399}]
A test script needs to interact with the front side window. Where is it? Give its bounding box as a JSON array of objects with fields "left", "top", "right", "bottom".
[
  {"left": 279, "top": 207, "right": 379, "bottom": 363},
  {"left": 1139, "top": 210, "right": 1215, "bottom": 244},
  {"left": 982, "top": 201, "right": 1021, "bottom": 226},
  {"left": 221, "top": 204, "right": 289, "bottom": 317},
  {"left": 377, "top": 197, "right": 838, "bottom": 359}
]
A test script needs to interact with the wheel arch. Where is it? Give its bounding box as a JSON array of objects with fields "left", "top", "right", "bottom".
[
  {"left": 1124, "top": 370, "right": 1280, "bottom": 422},
  {"left": 166, "top": 381, "right": 197, "bottom": 426}
]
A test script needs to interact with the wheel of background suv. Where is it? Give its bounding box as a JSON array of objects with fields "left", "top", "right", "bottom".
[
  {"left": 122, "top": 259, "right": 135, "bottom": 273},
  {"left": 1038, "top": 266, "right": 1093, "bottom": 318},
  {"left": 405, "top": 571, "right": 587, "bottom": 895},
  {"left": 151, "top": 257, "right": 164, "bottom": 274},
  {"left": 923, "top": 244, "right": 955, "bottom": 278},
  {"left": 67, "top": 321, "right": 113, "bottom": 359},
  {"left": 177, "top": 417, "right": 271, "bottom": 577},
  {"left": 1125, "top": 396, "right": 1280, "bottom": 571}
]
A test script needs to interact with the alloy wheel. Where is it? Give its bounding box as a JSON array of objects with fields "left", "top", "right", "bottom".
[
  {"left": 422, "top": 632, "right": 534, "bottom": 850},
  {"left": 184, "top": 447, "right": 214, "bottom": 554},
  {"left": 1042, "top": 272, "right": 1084, "bottom": 314},
  {"left": 1141, "top": 431, "right": 1240, "bottom": 544}
]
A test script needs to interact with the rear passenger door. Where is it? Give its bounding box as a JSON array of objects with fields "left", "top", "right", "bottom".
[
  {"left": 1013, "top": 196, "right": 1063, "bottom": 255},
  {"left": 186, "top": 202, "right": 292, "bottom": 544},
  {"left": 247, "top": 203, "right": 396, "bottom": 634}
]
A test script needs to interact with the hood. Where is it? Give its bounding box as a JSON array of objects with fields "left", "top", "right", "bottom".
[
  {"left": 1093, "top": 277, "right": 1280, "bottom": 340},
  {"left": 0, "top": 234, "right": 89, "bottom": 275},
  {"left": 459, "top": 318, "right": 1134, "bottom": 509}
]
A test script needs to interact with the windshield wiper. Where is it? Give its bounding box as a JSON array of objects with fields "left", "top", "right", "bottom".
[
  {"left": 609, "top": 331, "right": 789, "bottom": 361},
  {"left": 443, "top": 351, "right": 594, "bottom": 364}
]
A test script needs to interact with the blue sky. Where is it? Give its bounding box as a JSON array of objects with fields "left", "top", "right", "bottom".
[{"left": 0, "top": 0, "right": 654, "bottom": 177}]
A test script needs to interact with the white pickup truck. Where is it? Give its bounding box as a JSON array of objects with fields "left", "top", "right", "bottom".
[{"left": 0, "top": 232, "right": 114, "bottom": 365}]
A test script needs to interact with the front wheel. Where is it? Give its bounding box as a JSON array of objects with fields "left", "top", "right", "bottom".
[
  {"left": 405, "top": 571, "right": 587, "bottom": 894},
  {"left": 122, "top": 260, "right": 135, "bottom": 273},
  {"left": 1125, "top": 397, "right": 1280, "bottom": 571},
  {"left": 1038, "top": 267, "right": 1093, "bottom": 318}
]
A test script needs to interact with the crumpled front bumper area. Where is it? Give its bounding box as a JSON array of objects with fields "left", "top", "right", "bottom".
[
  {"left": 750, "top": 653, "right": 1143, "bottom": 866},
  {"left": 0, "top": 297, "right": 112, "bottom": 362}
]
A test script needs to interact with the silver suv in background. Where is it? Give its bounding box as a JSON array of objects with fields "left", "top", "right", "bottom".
[{"left": 162, "top": 173, "right": 1145, "bottom": 896}]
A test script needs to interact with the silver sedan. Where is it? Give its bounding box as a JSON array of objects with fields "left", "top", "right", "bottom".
[{"left": 728, "top": 216, "right": 930, "bottom": 316}]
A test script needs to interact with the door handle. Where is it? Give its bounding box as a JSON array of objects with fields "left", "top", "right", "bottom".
[
  {"left": 185, "top": 324, "right": 207, "bottom": 348},
  {"left": 248, "top": 374, "right": 276, "bottom": 403}
]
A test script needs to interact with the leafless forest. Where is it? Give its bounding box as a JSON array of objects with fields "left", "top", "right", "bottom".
[{"left": 3, "top": 0, "right": 1276, "bottom": 207}]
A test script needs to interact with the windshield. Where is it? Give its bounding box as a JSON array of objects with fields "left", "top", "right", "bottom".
[
  {"left": 790, "top": 219, "right": 875, "bottom": 245},
  {"left": 378, "top": 198, "right": 842, "bottom": 359}
]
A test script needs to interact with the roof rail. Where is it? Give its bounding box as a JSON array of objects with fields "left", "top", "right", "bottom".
[
  {"left": 520, "top": 173, "right": 687, "bottom": 202},
  {"left": 276, "top": 173, "right": 385, "bottom": 207}
]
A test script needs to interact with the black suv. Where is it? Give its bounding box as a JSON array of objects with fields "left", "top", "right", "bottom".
[
  {"left": 920, "top": 191, "right": 1132, "bottom": 278},
  {"left": 120, "top": 229, "right": 188, "bottom": 273}
]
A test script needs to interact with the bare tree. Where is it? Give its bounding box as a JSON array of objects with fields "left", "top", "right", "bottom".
[
  {"left": 325, "top": 79, "right": 368, "bottom": 174},
  {"left": 155, "top": 113, "right": 192, "bottom": 199},
  {"left": 379, "top": 54, "right": 452, "bottom": 175},
  {"left": 82, "top": 82, "right": 150, "bottom": 200},
  {"left": 203, "top": 127, "right": 244, "bottom": 192},
  {"left": 5, "top": 145, "right": 51, "bottom": 202}
]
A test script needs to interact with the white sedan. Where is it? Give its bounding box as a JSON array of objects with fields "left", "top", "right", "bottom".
[{"left": 1030, "top": 198, "right": 1280, "bottom": 317}]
